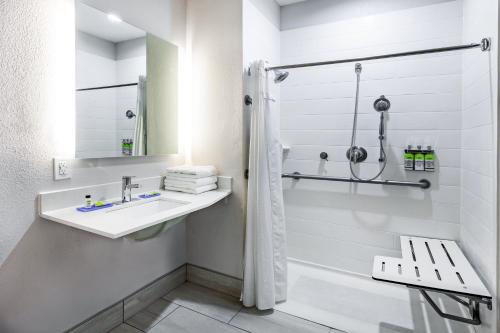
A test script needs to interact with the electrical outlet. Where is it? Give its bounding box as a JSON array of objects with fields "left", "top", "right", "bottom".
[{"left": 53, "top": 158, "right": 72, "bottom": 180}]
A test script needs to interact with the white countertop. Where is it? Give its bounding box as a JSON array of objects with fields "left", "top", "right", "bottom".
[{"left": 39, "top": 179, "right": 231, "bottom": 239}]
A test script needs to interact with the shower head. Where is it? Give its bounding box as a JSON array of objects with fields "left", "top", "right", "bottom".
[
  {"left": 374, "top": 95, "right": 390, "bottom": 112},
  {"left": 274, "top": 70, "right": 289, "bottom": 83}
]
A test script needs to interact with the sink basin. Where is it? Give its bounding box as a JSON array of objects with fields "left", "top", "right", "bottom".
[
  {"left": 39, "top": 181, "right": 232, "bottom": 239},
  {"left": 106, "top": 198, "right": 189, "bottom": 219}
]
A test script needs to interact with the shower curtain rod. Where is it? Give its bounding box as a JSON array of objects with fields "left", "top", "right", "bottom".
[
  {"left": 282, "top": 172, "right": 431, "bottom": 189},
  {"left": 267, "top": 38, "right": 490, "bottom": 71},
  {"left": 76, "top": 82, "right": 138, "bottom": 92}
]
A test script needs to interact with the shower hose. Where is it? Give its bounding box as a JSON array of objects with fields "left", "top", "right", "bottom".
[{"left": 348, "top": 63, "right": 387, "bottom": 181}]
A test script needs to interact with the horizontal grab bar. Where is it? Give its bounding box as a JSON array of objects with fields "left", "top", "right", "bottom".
[{"left": 282, "top": 172, "right": 431, "bottom": 189}]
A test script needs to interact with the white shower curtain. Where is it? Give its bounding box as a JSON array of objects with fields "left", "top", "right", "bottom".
[
  {"left": 242, "top": 60, "right": 287, "bottom": 310},
  {"left": 133, "top": 75, "right": 147, "bottom": 156}
]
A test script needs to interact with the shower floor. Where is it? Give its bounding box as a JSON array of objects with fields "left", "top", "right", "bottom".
[{"left": 275, "top": 260, "right": 476, "bottom": 333}]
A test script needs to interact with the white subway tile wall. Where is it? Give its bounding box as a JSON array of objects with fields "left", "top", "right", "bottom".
[
  {"left": 76, "top": 48, "right": 145, "bottom": 158},
  {"left": 459, "top": 1, "right": 497, "bottom": 330},
  {"left": 280, "top": 1, "right": 466, "bottom": 275},
  {"left": 76, "top": 50, "right": 119, "bottom": 158}
]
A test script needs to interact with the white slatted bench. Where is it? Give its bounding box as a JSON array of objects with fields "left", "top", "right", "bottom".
[{"left": 372, "top": 236, "right": 492, "bottom": 325}]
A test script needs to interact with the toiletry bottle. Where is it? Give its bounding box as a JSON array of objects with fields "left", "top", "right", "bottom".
[
  {"left": 126, "top": 139, "right": 131, "bottom": 156},
  {"left": 404, "top": 145, "right": 414, "bottom": 170},
  {"left": 85, "top": 195, "right": 92, "bottom": 208},
  {"left": 129, "top": 139, "right": 134, "bottom": 155},
  {"left": 414, "top": 145, "right": 425, "bottom": 171},
  {"left": 424, "top": 146, "right": 435, "bottom": 172},
  {"left": 122, "top": 139, "right": 127, "bottom": 156}
]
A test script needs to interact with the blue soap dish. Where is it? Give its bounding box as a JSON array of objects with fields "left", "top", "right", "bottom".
[
  {"left": 77, "top": 203, "right": 113, "bottom": 212},
  {"left": 139, "top": 193, "right": 161, "bottom": 199}
]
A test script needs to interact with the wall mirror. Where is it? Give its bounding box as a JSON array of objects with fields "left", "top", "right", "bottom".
[{"left": 75, "top": 2, "right": 178, "bottom": 158}]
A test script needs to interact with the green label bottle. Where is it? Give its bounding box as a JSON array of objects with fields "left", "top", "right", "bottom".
[
  {"left": 424, "top": 146, "right": 435, "bottom": 172},
  {"left": 414, "top": 145, "right": 425, "bottom": 171},
  {"left": 404, "top": 145, "right": 414, "bottom": 170}
]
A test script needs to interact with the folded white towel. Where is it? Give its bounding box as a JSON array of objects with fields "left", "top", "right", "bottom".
[
  {"left": 165, "top": 176, "right": 218, "bottom": 188},
  {"left": 165, "top": 183, "right": 217, "bottom": 194},
  {"left": 166, "top": 165, "right": 217, "bottom": 179}
]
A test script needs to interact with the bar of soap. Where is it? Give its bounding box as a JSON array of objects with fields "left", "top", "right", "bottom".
[{"left": 95, "top": 201, "right": 106, "bottom": 207}]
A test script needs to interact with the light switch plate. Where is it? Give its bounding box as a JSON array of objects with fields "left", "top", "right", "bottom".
[{"left": 53, "top": 158, "right": 72, "bottom": 180}]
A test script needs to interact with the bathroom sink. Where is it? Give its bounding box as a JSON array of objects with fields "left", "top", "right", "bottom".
[
  {"left": 106, "top": 197, "right": 189, "bottom": 219},
  {"left": 39, "top": 178, "right": 232, "bottom": 239}
]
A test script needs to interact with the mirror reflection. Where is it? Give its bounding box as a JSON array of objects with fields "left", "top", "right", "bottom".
[{"left": 76, "top": 2, "right": 178, "bottom": 158}]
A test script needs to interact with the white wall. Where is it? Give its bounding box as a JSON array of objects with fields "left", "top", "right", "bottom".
[
  {"left": 460, "top": 0, "right": 498, "bottom": 331},
  {"left": 248, "top": 0, "right": 280, "bottom": 29},
  {"left": 280, "top": 0, "right": 453, "bottom": 30},
  {"left": 185, "top": 0, "right": 245, "bottom": 279},
  {"left": 243, "top": 0, "right": 280, "bottom": 69},
  {"left": 0, "top": 1, "right": 187, "bottom": 332},
  {"left": 243, "top": 0, "right": 281, "bottom": 189},
  {"left": 280, "top": 1, "right": 464, "bottom": 274}
]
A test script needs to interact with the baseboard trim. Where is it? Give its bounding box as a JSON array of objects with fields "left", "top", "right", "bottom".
[
  {"left": 186, "top": 264, "right": 242, "bottom": 298},
  {"left": 65, "top": 263, "right": 242, "bottom": 332},
  {"left": 66, "top": 264, "right": 187, "bottom": 333}
]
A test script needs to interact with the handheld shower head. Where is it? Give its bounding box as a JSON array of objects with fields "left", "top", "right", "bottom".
[
  {"left": 373, "top": 95, "right": 390, "bottom": 162},
  {"left": 374, "top": 95, "right": 390, "bottom": 112},
  {"left": 274, "top": 70, "right": 289, "bottom": 83}
]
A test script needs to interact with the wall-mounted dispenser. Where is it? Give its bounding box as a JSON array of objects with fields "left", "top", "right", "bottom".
[{"left": 404, "top": 145, "right": 435, "bottom": 172}]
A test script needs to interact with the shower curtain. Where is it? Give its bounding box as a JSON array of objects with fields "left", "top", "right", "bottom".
[
  {"left": 242, "top": 60, "right": 287, "bottom": 310},
  {"left": 133, "top": 75, "right": 147, "bottom": 156}
]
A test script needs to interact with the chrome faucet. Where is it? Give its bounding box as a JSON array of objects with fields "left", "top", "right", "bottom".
[{"left": 122, "top": 176, "right": 140, "bottom": 203}]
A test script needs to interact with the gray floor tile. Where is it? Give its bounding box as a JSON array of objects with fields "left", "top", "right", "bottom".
[
  {"left": 147, "top": 299, "right": 179, "bottom": 317},
  {"left": 148, "top": 307, "right": 245, "bottom": 333},
  {"left": 229, "top": 307, "right": 331, "bottom": 333},
  {"left": 124, "top": 266, "right": 186, "bottom": 319},
  {"left": 69, "top": 302, "right": 123, "bottom": 333},
  {"left": 108, "top": 323, "right": 143, "bottom": 333},
  {"left": 163, "top": 282, "right": 242, "bottom": 323},
  {"left": 126, "top": 299, "right": 179, "bottom": 331}
]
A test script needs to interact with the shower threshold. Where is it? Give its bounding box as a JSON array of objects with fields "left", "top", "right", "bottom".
[
  {"left": 373, "top": 236, "right": 492, "bottom": 325},
  {"left": 277, "top": 260, "right": 478, "bottom": 333}
]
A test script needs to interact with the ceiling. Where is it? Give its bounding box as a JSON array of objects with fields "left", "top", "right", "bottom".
[
  {"left": 276, "top": 0, "right": 309, "bottom": 6},
  {"left": 76, "top": 3, "right": 145, "bottom": 43}
]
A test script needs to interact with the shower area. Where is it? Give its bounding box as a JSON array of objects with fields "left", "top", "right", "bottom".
[{"left": 244, "top": 0, "right": 497, "bottom": 332}]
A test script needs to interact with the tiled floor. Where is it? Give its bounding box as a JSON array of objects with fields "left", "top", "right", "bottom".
[{"left": 109, "top": 282, "right": 341, "bottom": 333}]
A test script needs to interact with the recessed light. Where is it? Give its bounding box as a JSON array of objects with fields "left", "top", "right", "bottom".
[{"left": 107, "top": 13, "right": 122, "bottom": 23}]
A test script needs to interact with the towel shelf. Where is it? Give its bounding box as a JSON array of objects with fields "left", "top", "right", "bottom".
[{"left": 282, "top": 172, "right": 431, "bottom": 189}]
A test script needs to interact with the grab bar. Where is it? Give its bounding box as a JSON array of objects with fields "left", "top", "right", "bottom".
[{"left": 282, "top": 172, "right": 431, "bottom": 189}]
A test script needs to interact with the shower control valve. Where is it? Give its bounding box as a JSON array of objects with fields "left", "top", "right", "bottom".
[
  {"left": 319, "top": 152, "right": 329, "bottom": 161},
  {"left": 346, "top": 146, "right": 368, "bottom": 164}
]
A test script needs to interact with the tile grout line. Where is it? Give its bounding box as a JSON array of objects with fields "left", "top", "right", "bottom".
[
  {"left": 273, "top": 308, "right": 339, "bottom": 331},
  {"left": 227, "top": 306, "right": 243, "bottom": 324},
  {"left": 123, "top": 319, "right": 147, "bottom": 332},
  {"left": 164, "top": 282, "right": 336, "bottom": 332},
  {"left": 145, "top": 305, "right": 183, "bottom": 331},
  {"left": 125, "top": 301, "right": 181, "bottom": 332},
  {"left": 173, "top": 304, "right": 250, "bottom": 332}
]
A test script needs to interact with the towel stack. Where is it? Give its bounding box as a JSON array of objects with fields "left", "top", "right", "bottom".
[{"left": 164, "top": 165, "right": 218, "bottom": 194}]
